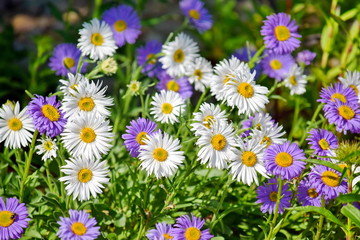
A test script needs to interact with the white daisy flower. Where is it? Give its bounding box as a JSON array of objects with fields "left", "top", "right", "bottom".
[
  {"left": 35, "top": 137, "right": 58, "bottom": 161},
  {"left": 251, "top": 123, "right": 286, "bottom": 148},
  {"left": 251, "top": 112, "right": 276, "bottom": 132},
  {"left": 61, "top": 80, "right": 114, "bottom": 120},
  {"left": 59, "top": 157, "right": 109, "bottom": 201},
  {"left": 59, "top": 73, "right": 88, "bottom": 96},
  {"left": 225, "top": 66, "right": 269, "bottom": 115},
  {"left": 339, "top": 70, "right": 360, "bottom": 103},
  {"left": 210, "top": 56, "right": 244, "bottom": 101},
  {"left": 159, "top": 32, "right": 199, "bottom": 77},
  {"left": 150, "top": 90, "right": 186, "bottom": 124},
  {"left": 186, "top": 57, "right": 213, "bottom": 92},
  {"left": 196, "top": 122, "right": 237, "bottom": 169},
  {"left": 61, "top": 112, "right": 114, "bottom": 160},
  {"left": 353, "top": 166, "right": 360, "bottom": 188},
  {"left": 0, "top": 101, "right": 34, "bottom": 149},
  {"left": 138, "top": 131, "right": 184, "bottom": 179},
  {"left": 284, "top": 65, "right": 307, "bottom": 95},
  {"left": 229, "top": 137, "right": 268, "bottom": 186},
  {"left": 78, "top": 18, "right": 117, "bottom": 61},
  {"left": 190, "top": 102, "right": 227, "bottom": 136}
]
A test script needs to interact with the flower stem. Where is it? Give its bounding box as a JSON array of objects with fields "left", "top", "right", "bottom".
[
  {"left": 267, "top": 177, "right": 284, "bottom": 240},
  {"left": 45, "top": 160, "right": 54, "bottom": 193},
  {"left": 315, "top": 196, "right": 326, "bottom": 240}
]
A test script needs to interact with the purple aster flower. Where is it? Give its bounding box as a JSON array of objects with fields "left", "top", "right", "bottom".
[
  {"left": 306, "top": 128, "right": 338, "bottom": 159},
  {"left": 264, "top": 141, "right": 306, "bottom": 180},
  {"left": 233, "top": 47, "right": 262, "bottom": 80},
  {"left": 296, "top": 50, "right": 316, "bottom": 65},
  {"left": 297, "top": 177, "right": 322, "bottom": 206},
  {"left": 180, "top": 0, "right": 213, "bottom": 33},
  {"left": 0, "top": 197, "right": 30, "bottom": 240},
  {"left": 309, "top": 165, "right": 347, "bottom": 200},
  {"left": 57, "top": 210, "right": 100, "bottom": 240},
  {"left": 354, "top": 201, "right": 360, "bottom": 210},
  {"left": 318, "top": 82, "right": 358, "bottom": 111},
  {"left": 255, "top": 178, "right": 292, "bottom": 214},
  {"left": 261, "top": 52, "right": 295, "bottom": 81},
  {"left": 28, "top": 95, "right": 67, "bottom": 137},
  {"left": 49, "top": 43, "right": 87, "bottom": 77},
  {"left": 122, "top": 118, "right": 158, "bottom": 157},
  {"left": 137, "top": 40, "right": 163, "bottom": 78},
  {"left": 260, "top": 13, "right": 301, "bottom": 54},
  {"left": 102, "top": 4, "right": 141, "bottom": 47},
  {"left": 157, "top": 71, "right": 193, "bottom": 99},
  {"left": 171, "top": 214, "right": 213, "bottom": 240},
  {"left": 323, "top": 100, "right": 360, "bottom": 134},
  {"left": 146, "top": 222, "right": 174, "bottom": 240}
]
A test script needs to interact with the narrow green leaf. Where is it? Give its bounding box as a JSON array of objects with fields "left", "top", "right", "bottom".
[
  {"left": 300, "top": 158, "right": 343, "bottom": 172},
  {"left": 337, "top": 194, "right": 360, "bottom": 203},
  {"left": 341, "top": 205, "right": 360, "bottom": 228}
]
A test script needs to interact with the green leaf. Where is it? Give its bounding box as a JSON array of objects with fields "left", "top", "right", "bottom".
[
  {"left": 300, "top": 158, "right": 343, "bottom": 172},
  {"left": 337, "top": 194, "right": 360, "bottom": 203},
  {"left": 211, "top": 237, "right": 225, "bottom": 240},
  {"left": 341, "top": 205, "right": 360, "bottom": 228}
]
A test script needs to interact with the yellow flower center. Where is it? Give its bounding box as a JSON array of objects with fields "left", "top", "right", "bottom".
[
  {"left": 153, "top": 147, "right": 168, "bottom": 162},
  {"left": 269, "top": 191, "right": 278, "bottom": 202},
  {"left": 331, "top": 93, "right": 347, "bottom": 103},
  {"left": 77, "top": 168, "right": 93, "bottom": 183},
  {"left": 318, "top": 138, "right": 330, "bottom": 150},
  {"left": 63, "top": 57, "right": 75, "bottom": 69},
  {"left": 194, "top": 69, "right": 203, "bottom": 80},
  {"left": 114, "top": 20, "right": 127, "bottom": 32},
  {"left": 338, "top": 105, "right": 355, "bottom": 120},
  {"left": 349, "top": 85, "right": 359, "bottom": 95},
  {"left": 146, "top": 53, "right": 156, "bottom": 64},
  {"left": 211, "top": 134, "right": 226, "bottom": 151},
  {"left": 80, "top": 127, "right": 96, "bottom": 143},
  {"left": 261, "top": 136, "right": 272, "bottom": 148},
  {"left": 71, "top": 222, "right": 87, "bottom": 235},
  {"left": 307, "top": 188, "right": 319, "bottom": 198},
  {"left": 289, "top": 75, "right": 297, "bottom": 85},
  {"left": 223, "top": 74, "right": 234, "bottom": 84},
  {"left": 129, "top": 81, "right": 140, "bottom": 93},
  {"left": 161, "top": 103, "right": 173, "bottom": 114},
  {"left": 321, "top": 170, "right": 340, "bottom": 187},
  {"left": 338, "top": 163, "right": 348, "bottom": 169},
  {"left": 91, "top": 33, "right": 104, "bottom": 46},
  {"left": 270, "top": 59, "right": 282, "bottom": 70},
  {"left": 173, "top": 49, "right": 185, "bottom": 63},
  {"left": 237, "top": 82, "right": 254, "bottom": 98},
  {"left": 70, "top": 84, "right": 79, "bottom": 90},
  {"left": 42, "top": 104, "right": 60, "bottom": 122},
  {"left": 163, "top": 233, "right": 173, "bottom": 239},
  {"left": 185, "top": 226, "right": 201, "bottom": 240},
  {"left": 275, "top": 152, "right": 293, "bottom": 167},
  {"left": 274, "top": 25, "right": 291, "bottom": 41},
  {"left": 0, "top": 211, "right": 15, "bottom": 227},
  {"left": 7, "top": 118, "right": 22, "bottom": 131},
  {"left": 241, "top": 151, "right": 257, "bottom": 167},
  {"left": 43, "top": 141, "right": 53, "bottom": 151},
  {"left": 136, "top": 131, "right": 148, "bottom": 145},
  {"left": 166, "top": 80, "right": 180, "bottom": 92},
  {"left": 188, "top": 9, "right": 200, "bottom": 20},
  {"left": 78, "top": 97, "right": 95, "bottom": 111},
  {"left": 203, "top": 115, "right": 215, "bottom": 128}
]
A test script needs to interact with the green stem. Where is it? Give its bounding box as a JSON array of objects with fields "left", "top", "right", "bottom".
[
  {"left": 45, "top": 160, "right": 54, "bottom": 193},
  {"left": 76, "top": 55, "right": 84, "bottom": 74},
  {"left": 248, "top": 45, "right": 266, "bottom": 69},
  {"left": 346, "top": 169, "right": 353, "bottom": 240},
  {"left": 194, "top": 88, "right": 208, "bottom": 113},
  {"left": 299, "top": 103, "right": 324, "bottom": 146},
  {"left": 92, "top": 0, "right": 102, "bottom": 18},
  {"left": 267, "top": 177, "right": 284, "bottom": 240},
  {"left": 289, "top": 96, "right": 300, "bottom": 140},
  {"left": 315, "top": 196, "right": 326, "bottom": 240}
]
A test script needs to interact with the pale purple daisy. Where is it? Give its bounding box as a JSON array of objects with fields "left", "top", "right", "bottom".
[
  {"left": 102, "top": 4, "right": 141, "bottom": 47},
  {"left": 28, "top": 95, "right": 67, "bottom": 137},
  {"left": 49, "top": 43, "right": 87, "bottom": 76},
  {"left": 260, "top": 13, "right": 301, "bottom": 54},
  {"left": 297, "top": 177, "right": 322, "bottom": 207},
  {"left": 264, "top": 141, "right": 306, "bottom": 180},
  {"left": 255, "top": 178, "right": 292, "bottom": 214},
  {"left": 137, "top": 40, "right": 162, "bottom": 77},
  {"left": 318, "top": 82, "right": 358, "bottom": 111},
  {"left": 156, "top": 71, "right": 193, "bottom": 99},
  {"left": 323, "top": 100, "right": 360, "bottom": 134},
  {"left": 0, "top": 197, "right": 30, "bottom": 240},
  {"left": 179, "top": 0, "right": 213, "bottom": 33},
  {"left": 57, "top": 210, "right": 100, "bottom": 240},
  {"left": 309, "top": 165, "right": 347, "bottom": 200},
  {"left": 146, "top": 222, "right": 174, "bottom": 240},
  {"left": 261, "top": 52, "right": 294, "bottom": 81},
  {"left": 296, "top": 50, "right": 316, "bottom": 65},
  {"left": 306, "top": 128, "right": 338, "bottom": 158},
  {"left": 233, "top": 47, "right": 262, "bottom": 79},
  {"left": 171, "top": 214, "right": 213, "bottom": 240},
  {"left": 122, "top": 118, "right": 158, "bottom": 158}
]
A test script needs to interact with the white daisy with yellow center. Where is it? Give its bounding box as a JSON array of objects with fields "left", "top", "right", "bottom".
[
  {"left": 186, "top": 57, "right": 213, "bottom": 92},
  {"left": 77, "top": 18, "right": 117, "bottom": 61},
  {"left": 251, "top": 112, "right": 275, "bottom": 131},
  {"left": 61, "top": 80, "right": 113, "bottom": 120},
  {"left": 159, "top": 33, "right": 199, "bottom": 77},
  {"left": 0, "top": 101, "right": 34, "bottom": 149},
  {"left": 251, "top": 123, "right": 286, "bottom": 148},
  {"left": 284, "top": 65, "right": 307, "bottom": 95},
  {"left": 138, "top": 131, "right": 184, "bottom": 179},
  {"left": 150, "top": 90, "right": 186, "bottom": 124},
  {"left": 61, "top": 112, "right": 113, "bottom": 160},
  {"left": 196, "top": 122, "right": 237, "bottom": 169},
  {"left": 59, "top": 73, "right": 88, "bottom": 96},
  {"left": 229, "top": 137, "right": 268, "bottom": 185},
  {"left": 339, "top": 70, "right": 360, "bottom": 103},
  {"left": 59, "top": 157, "right": 109, "bottom": 201},
  {"left": 35, "top": 137, "right": 58, "bottom": 161}
]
